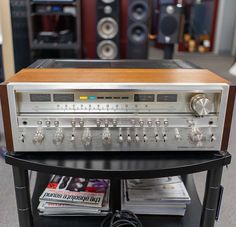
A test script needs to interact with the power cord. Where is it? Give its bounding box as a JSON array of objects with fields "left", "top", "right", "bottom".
[{"left": 101, "top": 210, "right": 143, "bottom": 227}]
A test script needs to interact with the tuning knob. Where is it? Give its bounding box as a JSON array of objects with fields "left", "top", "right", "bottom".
[
  {"left": 190, "top": 94, "right": 213, "bottom": 117},
  {"left": 33, "top": 128, "right": 45, "bottom": 144},
  {"left": 53, "top": 128, "right": 64, "bottom": 145},
  {"left": 102, "top": 128, "right": 112, "bottom": 145},
  {"left": 82, "top": 128, "right": 92, "bottom": 147}
]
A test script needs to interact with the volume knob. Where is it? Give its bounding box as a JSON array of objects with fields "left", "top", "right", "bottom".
[
  {"left": 102, "top": 128, "right": 112, "bottom": 145},
  {"left": 190, "top": 94, "right": 213, "bottom": 117}
]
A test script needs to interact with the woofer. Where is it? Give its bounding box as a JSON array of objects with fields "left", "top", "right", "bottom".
[
  {"left": 97, "top": 17, "right": 118, "bottom": 39},
  {"left": 129, "top": 0, "right": 149, "bottom": 22},
  {"left": 128, "top": 23, "right": 148, "bottom": 43},
  {"left": 97, "top": 40, "right": 118, "bottom": 59}
]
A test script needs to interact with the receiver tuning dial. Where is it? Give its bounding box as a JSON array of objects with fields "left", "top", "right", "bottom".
[{"left": 190, "top": 94, "right": 213, "bottom": 117}]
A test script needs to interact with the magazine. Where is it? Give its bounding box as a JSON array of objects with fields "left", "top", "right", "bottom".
[{"left": 39, "top": 175, "right": 109, "bottom": 208}]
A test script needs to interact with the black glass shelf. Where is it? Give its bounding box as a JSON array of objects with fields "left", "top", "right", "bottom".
[{"left": 5, "top": 151, "right": 231, "bottom": 179}]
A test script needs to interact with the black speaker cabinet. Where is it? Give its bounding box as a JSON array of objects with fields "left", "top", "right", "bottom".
[
  {"left": 158, "top": 5, "right": 181, "bottom": 44},
  {"left": 10, "top": 0, "right": 31, "bottom": 72},
  {"left": 127, "top": 0, "right": 149, "bottom": 59},
  {"left": 96, "top": 0, "right": 120, "bottom": 60}
]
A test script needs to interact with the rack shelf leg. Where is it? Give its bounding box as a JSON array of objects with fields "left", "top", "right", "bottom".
[
  {"left": 110, "top": 179, "right": 121, "bottom": 212},
  {"left": 200, "top": 167, "right": 223, "bottom": 227},
  {"left": 12, "top": 166, "right": 33, "bottom": 227}
]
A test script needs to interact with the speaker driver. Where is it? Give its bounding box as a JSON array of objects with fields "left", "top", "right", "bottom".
[
  {"left": 129, "top": 0, "right": 149, "bottom": 22},
  {"left": 128, "top": 23, "right": 148, "bottom": 43},
  {"left": 102, "top": 0, "right": 115, "bottom": 3},
  {"left": 97, "top": 17, "right": 118, "bottom": 39},
  {"left": 97, "top": 40, "right": 118, "bottom": 59},
  {"left": 160, "top": 16, "right": 178, "bottom": 36}
]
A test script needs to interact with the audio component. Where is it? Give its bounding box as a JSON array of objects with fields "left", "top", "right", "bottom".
[
  {"left": 1, "top": 60, "right": 235, "bottom": 153},
  {"left": 96, "top": 0, "right": 120, "bottom": 60},
  {"left": 127, "top": 0, "right": 149, "bottom": 59},
  {"left": 158, "top": 4, "right": 181, "bottom": 44}
]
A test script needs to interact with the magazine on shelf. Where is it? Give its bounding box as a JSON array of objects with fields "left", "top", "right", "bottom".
[
  {"left": 122, "top": 176, "right": 191, "bottom": 216},
  {"left": 38, "top": 186, "right": 110, "bottom": 216},
  {"left": 125, "top": 176, "right": 191, "bottom": 204},
  {"left": 39, "top": 175, "right": 109, "bottom": 208}
]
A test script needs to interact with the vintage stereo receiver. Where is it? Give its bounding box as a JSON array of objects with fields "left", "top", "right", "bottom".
[{"left": 0, "top": 60, "right": 235, "bottom": 153}]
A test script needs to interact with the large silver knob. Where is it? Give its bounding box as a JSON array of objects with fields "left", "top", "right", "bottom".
[
  {"left": 102, "top": 128, "right": 112, "bottom": 145},
  {"left": 189, "top": 128, "right": 205, "bottom": 145},
  {"left": 33, "top": 128, "right": 45, "bottom": 144},
  {"left": 190, "top": 94, "right": 213, "bottom": 117},
  {"left": 53, "top": 128, "right": 64, "bottom": 145},
  {"left": 82, "top": 128, "right": 92, "bottom": 147}
]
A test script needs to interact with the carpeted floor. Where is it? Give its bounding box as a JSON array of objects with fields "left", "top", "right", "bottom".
[{"left": 0, "top": 48, "right": 235, "bottom": 227}]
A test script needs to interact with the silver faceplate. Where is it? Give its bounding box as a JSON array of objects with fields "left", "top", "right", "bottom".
[{"left": 7, "top": 83, "right": 229, "bottom": 152}]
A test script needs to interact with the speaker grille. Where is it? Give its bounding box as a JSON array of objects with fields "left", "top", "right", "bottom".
[
  {"left": 161, "top": 16, "right": 178, "bottom": 36},
  {"left": 97, "top": 40, "right": 118, "bottom": 59}
]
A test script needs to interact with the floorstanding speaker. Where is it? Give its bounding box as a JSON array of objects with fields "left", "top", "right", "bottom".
[
  {"left": 157, "top": 5, "right": 181, "bottom": 44},
  {"left": 96, "top": 0, "right": 120, "bottom": 60},
  {"left": 127, "top": 0, "right": 149, "bottom": 59},
  {"left": 10, "top": 0, "right": 31, "bottom": 72}
]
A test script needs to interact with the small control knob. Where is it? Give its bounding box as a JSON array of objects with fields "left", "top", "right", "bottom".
[
  {"left": 113, "top": 120, "right": 118, "bottom": 127},
  {"left": 19, "top": 134, "right": 25, "bottom": 143},
  {"left": 190, "top": 94, "right": 213, "bottom": 116},
  {"left": 79, "top": 120, "right": 84, "bottom": 127},
  {"left": 175, "top": 128, "right": 181, "bottom": 141},
  {"left": 211, "top": 134, "right": 216, "bottom": 142},
  {"left": 135, "top": 135, "right": 140, "bottom": 142},
  {"left": 147, "top": 121, "right": 152, "bottom": 127},
  {"left": 53, "top": 128, "right": 64, "bottom": 145},
  {"left": 143, "top": 134, "right": 148, "bottom": 142},
  {"left": 102, "top": 128, "right": 112, "bottom": 145},
  {"left": 119, "top": 134, "right": 123, "bottom": 143},
  {"left": 71, "top": 134, "right": 75, "bottom": 142},
  {"left": 104, "top": 120, "right": 109, "bottom": 128},
  {"left": 163, "top": 133, "right": 168, "bottom": 142},
  {"left": 33, "top": 129, "right": 44, "bottom": 144},
  {"left": 190, "top": 128, "right": 204, "bottom": 145},
  {"left": 139, "top": 120, "right": 144, "bottom": 127},
  {"left": 96, "top": 120, "right": 101, "bottom": 127},
  {"left": 155, "top": 134, "right": 160, "bottom": 142},
  {"left": 82, "top": 128, "right": 92, "bottom": 147},
  {"left": 127, "top": 134, "right": 132, "bottom": 143}
]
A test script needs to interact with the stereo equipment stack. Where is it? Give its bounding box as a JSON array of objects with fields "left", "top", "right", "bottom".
[
  {"left": 127, "top": 0, "right": 149, "bottom": 59},
  {"left": 1, "top": 60, "right": 235, "bottom": 153},
  {"left": 96, "top": 0, "right": 120, "bottom": 60}
]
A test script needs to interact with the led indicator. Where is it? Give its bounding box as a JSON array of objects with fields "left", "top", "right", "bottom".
[
  {"left": 80, "top": 96, "right": 88, "bottom": 100},
  {"left": 89, "top": 96, "right": 97, "bottom": 100}
]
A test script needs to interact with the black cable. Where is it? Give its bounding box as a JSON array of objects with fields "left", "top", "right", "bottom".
[{"left": 101, "top": 210, "right": 143, "bottom": 227}]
